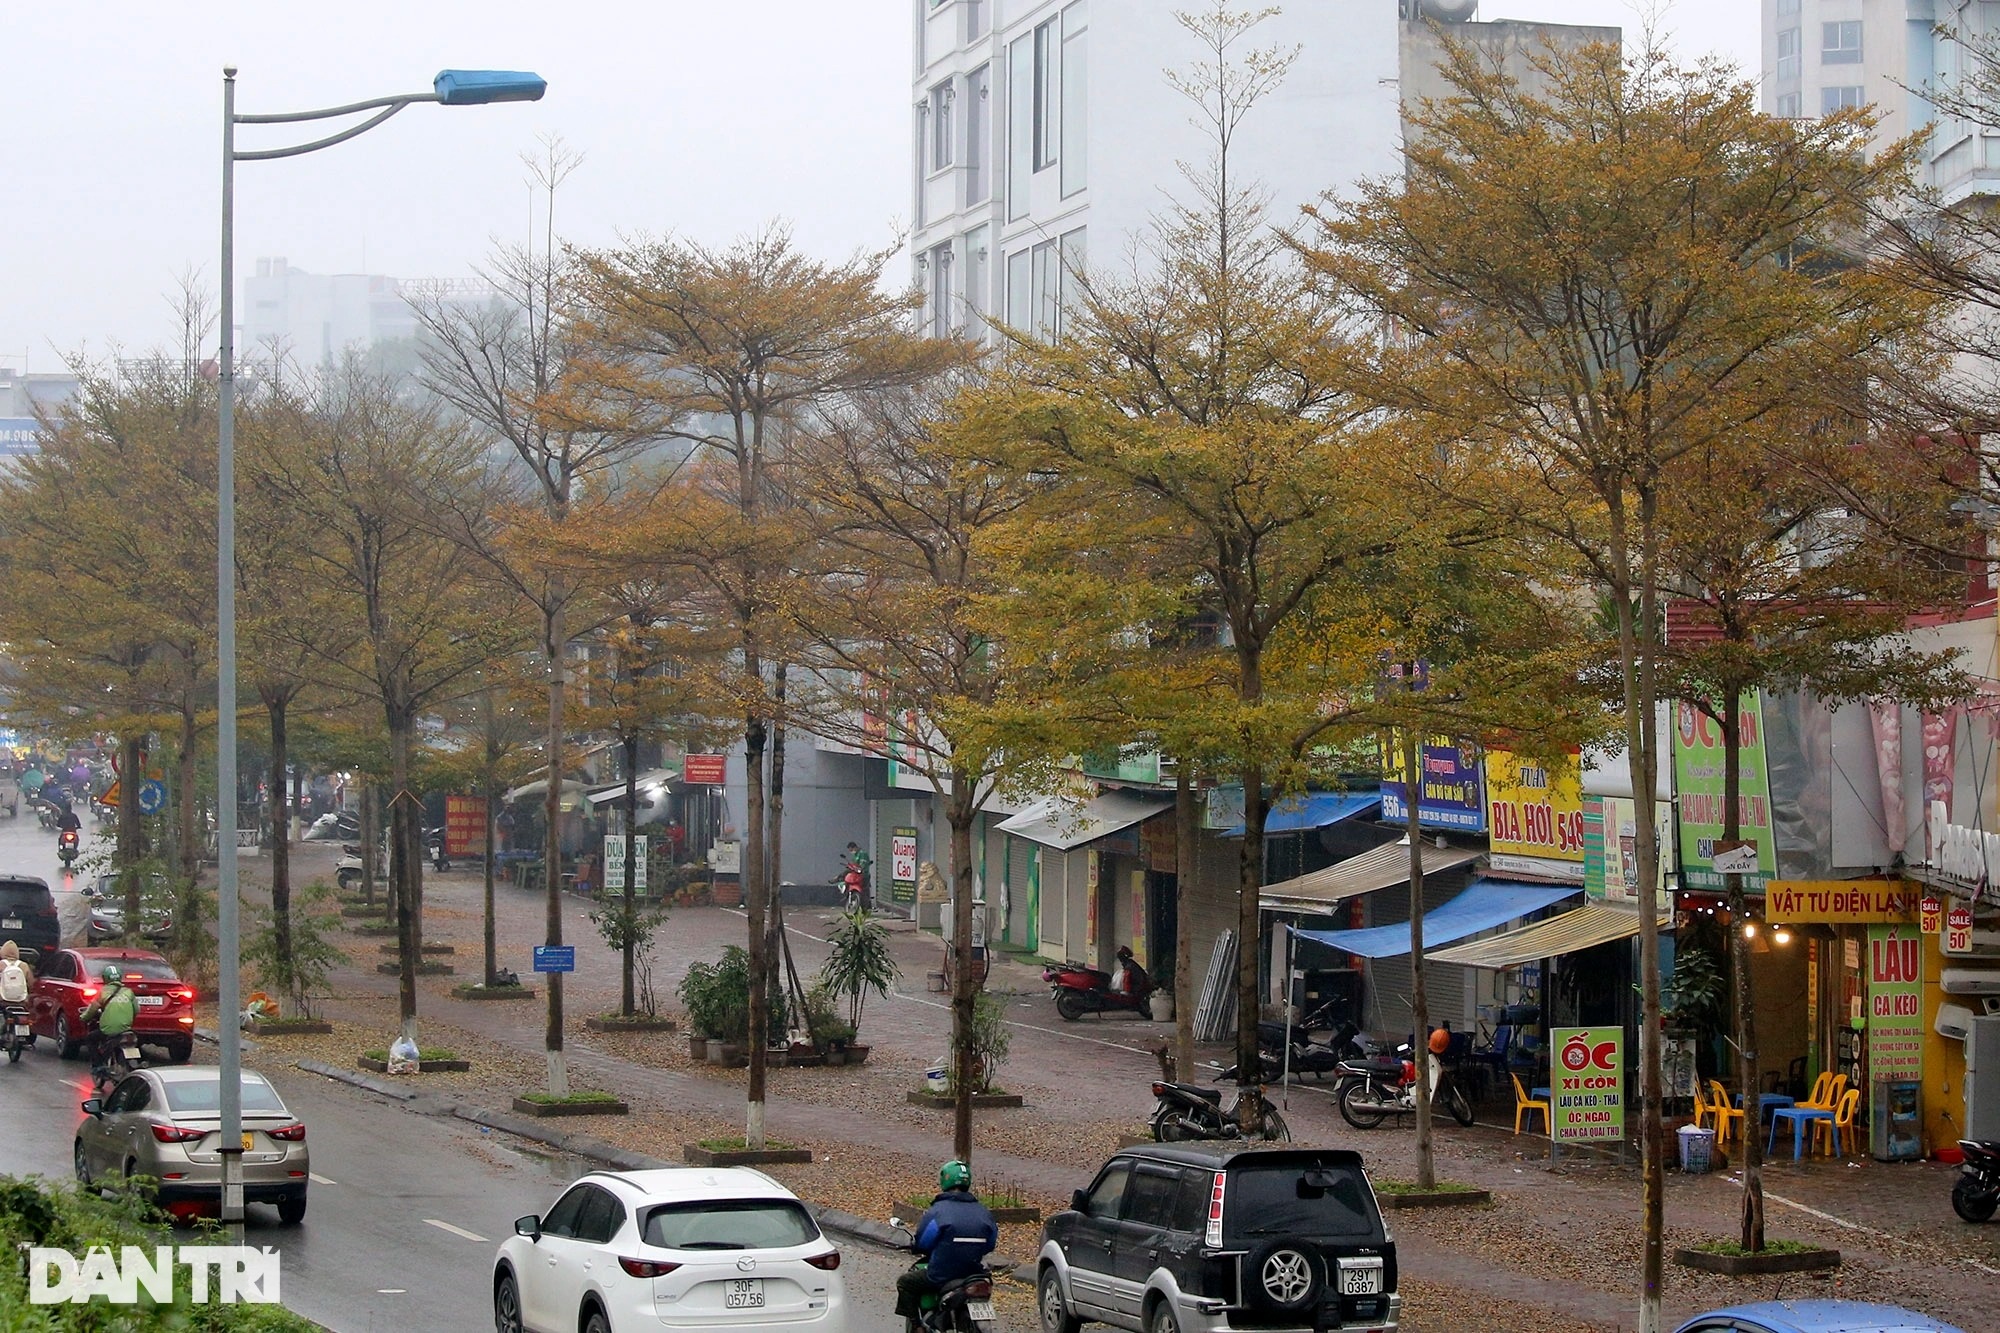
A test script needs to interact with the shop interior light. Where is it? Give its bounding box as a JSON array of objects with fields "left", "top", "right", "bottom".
[
  {"left": 1772, "top": 926, "right": 1793, "bottom": 945},
  {"left": 1742, "top": 920, "right": 1758, "bottom": 938}
]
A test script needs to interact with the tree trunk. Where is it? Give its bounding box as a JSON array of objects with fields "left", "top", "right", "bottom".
[
  {"left": 767, "top": 668, "right": 787, "bottom": 1048},
  {"left": 484, "top": 773, "right": 499, "bottom": 988},
  {"left": 1720, "top": 694, "right": 1767, "bottom": 1250},
  {"left": 358, "top": 780, "right": 377, "bottom": 910},
  {"left": 1173, "top": 765, "right": 1197, "bottom": 1082},
  {"left": 268, "top": 694, "right": 292, "bottom": 1012},
  {"left": 948, "top": 779, "right": 977, "bottom": 1162},
  {"left": 1404, "top": 727, "right": 1436, "bottom": 1190},
  {"left": 389, "top": 709, "right": 419, "bottom": 1045},
  {"left": 1235, "top": 761, "right": 1268, "bottom": 1124},
  {"left": 743, "top": 707, "right": 770, "bottom": 1150},
  {"left": 118, "top": 735, "right": 143, "bottom": 926},
  {"left": 543, "top": 602, "right": 569, "bottom": 1098},
  {"left": 176, "top": 711, "right": 200, "bottom": 888},
  {"left": 622, "top": 731, "right": 639, "bottom": 1018}
]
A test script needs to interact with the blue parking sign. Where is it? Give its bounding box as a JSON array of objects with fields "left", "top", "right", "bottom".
[{"left": 532, "top": 945, "right": 575, "bottom": 973}]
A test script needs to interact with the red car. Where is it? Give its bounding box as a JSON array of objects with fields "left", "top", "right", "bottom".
[{"left": 29, "top": 947, "right": 196, "bottom": 1064}]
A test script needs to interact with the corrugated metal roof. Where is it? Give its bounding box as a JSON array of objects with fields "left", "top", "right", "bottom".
[
  {"left": 1425, "top": 901, "right": 1666, "bottom": 968},
  {"left": 1259, "top": 840, "right": 1482, "bottom": 911},
  {"left": 996, "top": 790, "right": 1171, "bottom": 851},
  {"left": 1291, "top": 880, "right": 1581, "bottom": 958}
]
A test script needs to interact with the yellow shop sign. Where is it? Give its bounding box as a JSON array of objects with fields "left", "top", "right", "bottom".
[{"left": 1765, "top": 879, "right": 1918, "bottom": 925}]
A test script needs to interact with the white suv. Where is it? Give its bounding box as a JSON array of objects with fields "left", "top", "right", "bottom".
[{"left": 494, "top": 1167, "right": 848, "bottom": 1333}]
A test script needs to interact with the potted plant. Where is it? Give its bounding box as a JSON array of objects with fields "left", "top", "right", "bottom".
[
  {"left": 1147, "top": 957, "right": 1175, "bottom": 1022},
  {"left": 816, "top": 909, "right": 898, "bottom": 1061}
]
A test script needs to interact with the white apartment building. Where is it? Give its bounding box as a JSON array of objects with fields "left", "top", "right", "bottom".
[{"left": 1761, "top": 0, "right": 2000, "bottom": 200}]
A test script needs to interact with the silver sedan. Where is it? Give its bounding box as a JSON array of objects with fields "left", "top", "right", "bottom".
[{"left": 75, "top": 1066, "right": 310, "bottom": 1223}]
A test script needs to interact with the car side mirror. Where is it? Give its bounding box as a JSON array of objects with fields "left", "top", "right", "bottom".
[
  {"left": 80, "top": 1098, "right": 103, "bottom": 1117},
  {"left": 514, "top": 1215, "right": 541, "bottom": 1241},
  {"left": 1071, "top": 1189, "right": 1090, "bottom": 1215}
]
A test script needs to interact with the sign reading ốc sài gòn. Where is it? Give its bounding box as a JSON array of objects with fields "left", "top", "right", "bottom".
[{"left": 1550, "top": 1026, "right": 1625, "bottom": 1145}]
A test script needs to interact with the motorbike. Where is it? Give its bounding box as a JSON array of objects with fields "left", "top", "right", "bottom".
[
  {"left": 888, "top": 1219, "right": 998, "bottom": 1333},
  {"left": 2, "top": 1002, "right": 33, "bottom": 1064},
  {"left": 91, "top": 1027, "right": 144, "bottom": 1094},
  {"left": 1149, "top": 1077, "right": 1292, "bottom": 1142},
  {"left": 1337, "top": 1042, "right": 1476, "bottom": 1129},
  {"left": 1953, "top": 1139, "right": 2000, "bottom": 1223},
  {"left": 304, "top": 811, "right": 361, "bottom": 842},
  {"left": 57, "top": 828, "right": 80, "bottom": 867},
  {"left": 33, "top": 799, "right": 63, "bottom": 831},
  {"left": 336, "top": 843, "right": 387, "bottom": 893},
  {"left": 423, "top": 825, "right": 451, "bottom": 872},
  {"left": 1044, "top": 960, "right": 1149, "bottom": 1021},
  {"left": 836, "top": 859, "right": 866, "bottom": 911}
]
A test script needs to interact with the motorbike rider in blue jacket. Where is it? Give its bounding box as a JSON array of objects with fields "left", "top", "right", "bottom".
[{"left": 896, "top": 1160, "right": 998, "bottom": 1322}]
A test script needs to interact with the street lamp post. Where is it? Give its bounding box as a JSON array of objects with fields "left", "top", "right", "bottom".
[{"left": 216, "top": 65, "right": 544, "bottom": 1226}]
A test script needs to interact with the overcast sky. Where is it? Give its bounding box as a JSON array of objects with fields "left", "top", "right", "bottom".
[{"left": 3, "top": 1, "right": 1755, "bottom": 371}]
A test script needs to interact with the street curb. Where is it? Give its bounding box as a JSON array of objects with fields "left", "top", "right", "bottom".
[
  {"left": 193, "top": 1026, "right": 259, "bottom": 1053},
  {"left": 294, "top": 1056, "right": 421, "bottom": 1102}
]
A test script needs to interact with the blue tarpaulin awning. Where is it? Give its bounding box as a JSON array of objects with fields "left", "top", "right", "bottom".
[
  {"left": 1289, "top": 879, "right": 1582, "bottom": 958},
  {"left": 1224, "top": 790, "right": 1378, "bottom": 837}
]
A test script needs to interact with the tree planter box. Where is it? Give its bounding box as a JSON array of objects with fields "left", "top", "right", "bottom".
[
  {"left": 357, "top": 1056, "right": 471, "bottom": 1073},
  {"left": 377, "top": 961, "right": 455, "bottom": 976},
  {"left": 451, "top": 983, "right": 539, "bottom": 1001},
  {"left": 684, "top": 1144, "right": 813, "bottom": 1166},
  {"left": 585, "top": 1015, "right": 679, "bottom": 1033},
  {"left": 906, "top": 1091, "right": 1024, "bottom": 1110},
  {"left": 378, "top": 943, "right": 456, "bottom": 956},
  {"left": 513, "top": 1096, "right": 630, "bottom": 1118},
  {"left": 341, "top": 905, "right": 389, "bottom": 919},
  {"left": 248, "top": 1018, "right": 333, "bottom": 1036},
  {"left": 349, "top": 923, "right": 400, "bottom": 937},
  {"left": 1377, "top": 1189, "right": 1492, "bottom": 1210},
  {"left": 781, "top": 1048, "right": 825, "bottom": 1067},
  {"left": 1672, "top": 1246, "right": 1841, "bottom": 1276},
  {"left": 905, "top": 1199, "right": 1041, "bottom": 1226}
]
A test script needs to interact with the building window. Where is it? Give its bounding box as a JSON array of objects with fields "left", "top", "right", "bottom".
[
  {"left": 1060, "top": 1, "right": 1088, "bottom": 197},
  {"left": 1776, "top": 28, "right": 1799, "bottom": 83},
  {"left": 1822, "top": 21, "right": 1862, "bottom": 65},
  {"left": 1030, "top": 239, "right": 1060, "bottom": 337},
  {"left": 929, "top": 242, "right": 956, "bottom": 339},
  {"left": 1006, "top": 247, "right": 1031, "bottom": 329},
  {"left": 1777, "top": 91, "right": 1803, "bottom": 118},
  {"left": 931, "top": 81, "right": 956, "bottom": 172},
  {"left": 964, "top": 226, "right": 990, "bottom": 320},
  {"left": 1033, "top": 17, "right": 1059, "bottom": 171},
  {"left": 1777, "top": 0, "right": 1799, "bottom": 12},
  {"left": 966, "top": 65, "right": 990, "bottom": 204},
  {"left": 1821, "top": 85, "right": 1865, "bottom": 115},
  {"left": 967, "top": 0, "right": 985, "bottom": 41},
  {"left": 1008, "top": 32, "right": 1033, "bottom": 220},
  {"left": 1058, "top": 226, "right": 1086, "bottom": 335}
]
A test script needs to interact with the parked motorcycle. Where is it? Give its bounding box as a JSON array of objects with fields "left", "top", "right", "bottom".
[
  {"left": 1149, "top": 1078, "right": 1292, "bottom": 1142},
  {"left": 1336, "top": 1043, "right": 1476, "bottom": 1129},
  {"left": 1044, "top": 960, "right": 1149, "bottom": 1021},
  {"left": 888, "top": 1219, "right": 998, "bottom": 1333},
  {"left": 423, "top": 825, "right": 451, "bottom": 872},
  {"left": 57, "top": 828, "right": 80, "bottom": 867},
  {"left": 336, "top": 843, "right": 386, "bottom": 893},
  {"left": 1953, "top": 1139, "right": 2000, "bottom": 1223},
  {"left": 2, "top": 1002, "right": 33, "bottom": 1064},
  {"left": 304, "top": 811, "right": 360, "bottom": 842}
]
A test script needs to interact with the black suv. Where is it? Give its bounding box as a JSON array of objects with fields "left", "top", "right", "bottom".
[
  {"left": 1036, "top": 1145, "right": 1398, "bottom": 1333},
  {"left": 0, "top": 877, "right": 60, "bottom": 954}
]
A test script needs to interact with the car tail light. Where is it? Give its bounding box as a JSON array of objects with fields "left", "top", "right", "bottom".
[
  {"left": 173, "top": 989, "right": 194, "bottom": 1001},
  {"left": 617, "top": 1257, "right": 680, "bottom": 1278},
  {"left": 804, "top": 1250, "right": 841, "bottom": 1271},
  {"left": 963, "top": 1278, "right": 992, "bottom": 1299},
  {"left": 81, "top": 987, "right": 98, "bottom": 1000},
  {"left": 177, "top": 1016, "right": 193, "bottom": 1026},
  {"left": 267, "top": 1124, "right": 306, "bottom": 1142},
  {"left": 1204, "top": 1170, "right": 1226, "bottom": 1247},
  {"left": 151, "top": 1125, "right": 206, "bottom": 1143}
]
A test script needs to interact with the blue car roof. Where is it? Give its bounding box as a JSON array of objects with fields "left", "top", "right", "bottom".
[{"left": 1676, "top": 1301, "right": 1966, "bottom": 1333}]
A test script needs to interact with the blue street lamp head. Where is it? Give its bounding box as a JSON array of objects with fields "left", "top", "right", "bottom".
[{"left": 433, "top": 70, "right": 547, "bottom": 106}]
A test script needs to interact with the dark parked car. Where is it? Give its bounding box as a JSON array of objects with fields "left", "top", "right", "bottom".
[
  {"left": 0, "top": 876, "right": 60, "bottom": 955},
  {"left": 1035, "top": 1145, "right": 1397, "bottom": 1333}
]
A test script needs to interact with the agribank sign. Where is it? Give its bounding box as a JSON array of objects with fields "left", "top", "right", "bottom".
[{"left": 1923, "top": 800, "right": 2000, "bottom": 907}]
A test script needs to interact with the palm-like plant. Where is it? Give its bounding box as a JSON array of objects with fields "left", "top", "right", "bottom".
[{"left": 818, "top": 910, "right": 899, "bottom": 1033}]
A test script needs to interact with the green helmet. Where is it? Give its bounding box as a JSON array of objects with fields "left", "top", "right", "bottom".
[
  {"left": 939, "top": 1160, "right": 971, "bottom": 1192},
  {"left": 101, "top": 965, "right": 120, "bottom": 982}
]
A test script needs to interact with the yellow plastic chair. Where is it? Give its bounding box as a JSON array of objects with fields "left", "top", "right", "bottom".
[
  {"left": 1799, "top": 1071, "right": 1834, "bottom": 1111},
  {"left": 1808, "top": 1073, "right": 1849, "bottom": 1113},
  {"left": 1512, "top": 1073, "right": 1549, "bottom": 1135},
  {"left": 1812, "top": 1088, "right": 1860, "bottom": 1158},
  {"left": 1689, "top": 1080, "right": 1712, "bottom": 1132},
  {"left": 1708, "top": 1080, "right": 1746, "bottom": 1148}
]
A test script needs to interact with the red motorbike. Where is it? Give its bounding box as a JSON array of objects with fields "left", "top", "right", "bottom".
[{"left": 1043, "top": 960, "right": 1149, "bottom": 1022}]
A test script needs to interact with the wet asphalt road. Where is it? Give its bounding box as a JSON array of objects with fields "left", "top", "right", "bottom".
[{"left": 0, "top": 811, "right": 911, "bottom": 1332}]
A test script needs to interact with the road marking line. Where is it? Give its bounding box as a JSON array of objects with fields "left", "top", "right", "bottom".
[
  {"left": 308, "top": 1173, "right": 335, "bottom": 1185},
  {"left": 890, "top": 988, "right": 1159, "bottom": 1057},
  {"left": 1757, "top": 1186, "right": 2000, "bottom": 1277},
  {"left": 377, "top": 1288, "right": 406, "bottom": 1294},
  {"left": 423, "top": 1219, "right": 488, "bottom": 1243}
]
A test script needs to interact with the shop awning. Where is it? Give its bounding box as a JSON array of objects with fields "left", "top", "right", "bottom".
[
  {"left": 503, "top": 778, "right": 587, "bottom": 807},
  {"left": 1425, "top": 901, "right": 1666, "bottom": 969},
  {"left": 584, "top": 769, "right": 679, "bottom": 807},
  {"left": 1259, "top": 840, "right": 1483, "bottom": 912},
  {"left": 1222, "top": 790, "right": 1379, "bottom": 837},
  {"left": 1290, "top": 879, "right": 1582, "bottom": 958},
  {"left": 996, "top": 790, "right": 1171, "bottom": 851}
]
